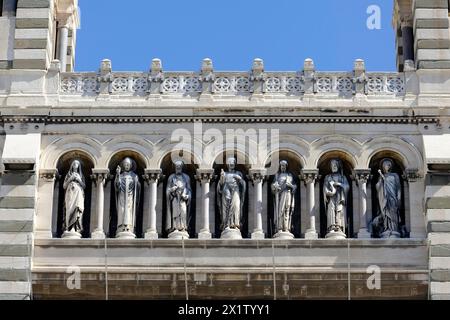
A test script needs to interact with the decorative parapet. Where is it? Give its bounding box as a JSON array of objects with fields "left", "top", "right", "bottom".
[{"left": 59, "top": 58, "right": 406, "bottom": 98}]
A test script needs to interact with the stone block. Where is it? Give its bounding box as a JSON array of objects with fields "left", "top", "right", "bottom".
[
  {"left": 431, "top": 270, "right": 450, "bottom": 281},
  {"left": 0, "top": 172, "right": 36, "bottom": 186},
  {"left": 430, "top": 257, "right": 450, "bottom": 269},
  {"left": 430, "top": 245, "right": 450, "bottom": 257},
  {"left": 427, "top": 209, "right": 450, "bottom": 222},
  {"left": 14, "top": 39, "right": 47, "bottom": 49},
  {"left": 17, "top": 0, "right": 50, "bottom": 8},
  {"left": 0, "top": 185, "right": 37, "bottom": 198},
  {"left": 418, "top": 60, "right": 450, "bottom": 69},
  {"left": 430, "top": 281, "right": 450, "bottom": 295},
  {"left": 417, "top": 49, "right": 450, "bottom": 61},
  {"left": 0, "top": 221, "right": 33, "bottom": 232},
  {"left": 416, "top": 29, "right": 450, "bottom": 40},
  {"left": 415, "top": 19, "right": 450, "bottom": 29},
  {"left": 16, "top": 8, "right": 50, "bottom": 19},
  {"left": 0, "top": 244, "right": 30, "bottom": 256},
  {"left": 0, "top": 197, "right": 35, "bottom": 209},
  {"left": 414, "top": 8, "right": 449, "bottom": 19},
  {"left": 414, "top": 0, "right": 449, "bottom": 9},
  {"left": 417, "top": 38, "right": 450, "bottom": 49},
  {"left": 429, "top": 233, "right": 450, "bottom": 245},
  {"left": 431, "top": 294, "right": 450, "bottom": 300},
  {"left": 16, "top": 18, "right": 50, "bottom": 29},
  {"left": 426, "top": 197, "right": 450, "bottom": 209},
  {"left": 15, "top": 28, "right": 49, "bottom": 40},
  {"left": 428, "top": 222, "right": 450, "bottom": 232},
  {"left": 0, "top": 60, "right": 12, "bottom": 69},
  {"left": 0, "top": 281, "right": 30, "bottom": 295},
  {"left": 0, "top": 233, "right": 32, "bottom": 246}
]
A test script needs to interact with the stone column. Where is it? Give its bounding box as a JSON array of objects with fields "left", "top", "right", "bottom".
[
  {"left": 143, "top": 169, "right": 162, "bottom": 239},
  {"left": 91, "top": 169, "right": 109, "bottom": 239},
  {"left": 57, "top": 19, "right": 70, "bottom": 72},
  {"left": 249, "top": 169, "right": 266, "bottom": 239},
  {"left": 406, "top": 170, "right": 425, "bottom": 238},
  {"left": 401, "top": 17, "right": 414, "bottom": 64},
  {"left": 200, "top": 58, "right": 214, "bottom": 99},
  {"left": 195, "top": 169, "right": 214, "bottom": 239},
  {"left": 302, "top": 170, "right": 319, "bottom": 239},
  {"left": 356, "top": 170, "right": 372, "bottom": 238},
  {"left": 35, "top": 169, "right": 59, "bottom": 239}
]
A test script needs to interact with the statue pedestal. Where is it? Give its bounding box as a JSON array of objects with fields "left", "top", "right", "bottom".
[
  {"left": 62, "top": 230, "right": 82, "bottom": 239},
  {"left": 273, "top": 231, "right": 294, "bottom": 240},
  {"left": 325, "top": 230, "right": 347, "bottom": 240},
  {"left": 304, "top": 229, "right": 319, "bottom": 239},
  {"left": 116, "top": 231, "right": 136, "bottom": 239},
  {"left": 381, "top": 230, "right": 401, "bottom": 239},
  {"left": 220, "top": 227, "right": 242, "bottom": 240},
  {"left": 168, "top": 230, "right": 190, "bottom": 240}
]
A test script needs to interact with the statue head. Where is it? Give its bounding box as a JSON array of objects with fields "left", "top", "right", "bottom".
[
  {"left": 121, "top": 157, "right": 133, "bottom": 172},
  {"left": 330, "top": 158, "right": 343, "bottom": 174},
  {"left": 174, "top": 160, "right": 184, "bottom": 174},
  {"left": 70, "top": 159, "right": 82, "bottom": 174},
  {"left": 279, "top": 160, "right": 288, "bottom": 173},
  {"left": 381, "top": 158, "right": 394, "bottom": 174},
  {"left": 227, "top": 157, "right": 236, "bottom": 171}
]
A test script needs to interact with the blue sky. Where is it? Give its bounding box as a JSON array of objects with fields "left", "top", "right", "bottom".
[{"left": 76, "top": 0, "right": 396, "bottom": 72}]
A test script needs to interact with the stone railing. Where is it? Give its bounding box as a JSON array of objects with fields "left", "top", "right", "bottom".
[{"left": 59, "top": 58, "right": 406, "bottom": 97}]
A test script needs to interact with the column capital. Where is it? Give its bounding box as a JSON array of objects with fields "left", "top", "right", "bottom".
[
  {"left": 355, "top": 169, "right": 372, "bottom": 184},
  {"left": 195, "top": 169, "right": 215, "bottom": 183},
  {"left": 39, "top": 169, "right": 59, "bottom": 182},
  {"left": 143, "top": 169, "right": 163, "bottom": 184},
  {"left": 91, "top": 169, "right": 110, "bottom": 186},
  {"left": 300, "top": 169, "right": 320, "bottom": 184},
  {"left": 403, "top": 169, "right": 423, "bottom": 182},
  {"left": 248, "top": 169, "right": 267, "bottom": 183}
]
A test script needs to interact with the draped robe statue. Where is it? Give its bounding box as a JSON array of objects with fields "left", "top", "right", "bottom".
[
  {"left": 217, "top": 157, "right": 246, "bottom": 239},
  {"left": 374, "top": 158, "right": 402, "bottom": 238},
  {"left": 271, "top": 160, "right": 296, "bottom": 237},
  {"left": 62, "top": 160, "right": 85, "bottom": 238},
  {"left": 166, "top": 160, "right": 192, "bottom": 238},
  {"left": 115, "top": 157, "right": 140, "bottom": 238},
  {"left": 323, "top": 158, "right": 350, "bottom": 239}
]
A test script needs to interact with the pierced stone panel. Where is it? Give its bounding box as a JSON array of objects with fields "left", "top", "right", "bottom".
[
  {"left": 162, "top": 77, "right": 181, "bottom": 93},
  {"left": 183, "top": 77, "right": 201, "bottom": 93},
  {"left": 214, "top": 77, "right": 232, "bottom": 93},
  {"left": 111, "top": 77, "right": 129, "bottom": 93},
  {"left": 316, "top": 77, "right": 332, "bottom": 93}
]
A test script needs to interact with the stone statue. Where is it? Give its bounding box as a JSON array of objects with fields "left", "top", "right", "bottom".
[
  {"left": 323, "top": 158, "right": 350, "bottom": 239},
  {"left": 271, "top": 160, "right": 296, "bottom": 239},
  {"left": 373, "top": 158, "right": 402, "bottom": 238},
  {"left": 217, "top": 157, "right": 246, "bottom": 239},
  {"left": 166, "top": 160, "right": 192, "bottom": 239},
  {"left": 62, "top": 160, "right": 86, "bottom": 239},
  {"left": 114, "top": 157, "right": 140, "bottom": 239}
]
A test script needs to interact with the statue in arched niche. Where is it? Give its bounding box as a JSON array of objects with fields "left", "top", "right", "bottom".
[
  {"left": 217, "top": 157, "right": 246, "bottom": 239},
  {"left": 62, "top": 159, "right": 86, "bottom": 239},
  {"left": 271, "top": 160, "right": 296, "bottom": 239},
  {"left": 166, "top": 160, "right": 192, "bottom": 239},
  {"left": 115, "top": 157, "right": 140, "bottom": 239},
  {"left": 372, "top": 158, "right": 402, "bottom": 238},
  {"left": 323, "top": 158, "right": 350, "bottom": 239}
]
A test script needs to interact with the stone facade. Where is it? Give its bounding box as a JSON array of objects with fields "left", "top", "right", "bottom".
[{"left": 0, "top": 0, "right": 450, "bottom": 299}]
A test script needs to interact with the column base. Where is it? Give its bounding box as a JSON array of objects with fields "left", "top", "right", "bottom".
[
  {"left": 251, "top": 230, "right": 265, "bottom": 239},
  {"left": 304, "top": 229, "right": 319, "bottom": 239},
  {"left": 116, "top": 231, "right": 136, "bottom": 239},
  {"left": 357, "top": 229, "right": 372, "bottom": 239},
  {"left": 273, "top": 231, "right": 294, "bottom": 240},
  {"left": 198, "top": 230, "right": 212, "bottom": 239},
  {"left": 62, "top": 230, "right": 82, "bottom": 240},
  {"left": 91, "top": 230, "right": 106, "bottom": 239},
  {"left": 144, "top": 230, "right": 159, "bottom": 239},
  {"left": 168, "top": 230, "right": 189, "bottom": 240},
  {"left": 325, "top": 230, "right": 347, "bottom": 240},
  {"left": 220, "top": 227, "right": 242, "bottom": 239}
]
